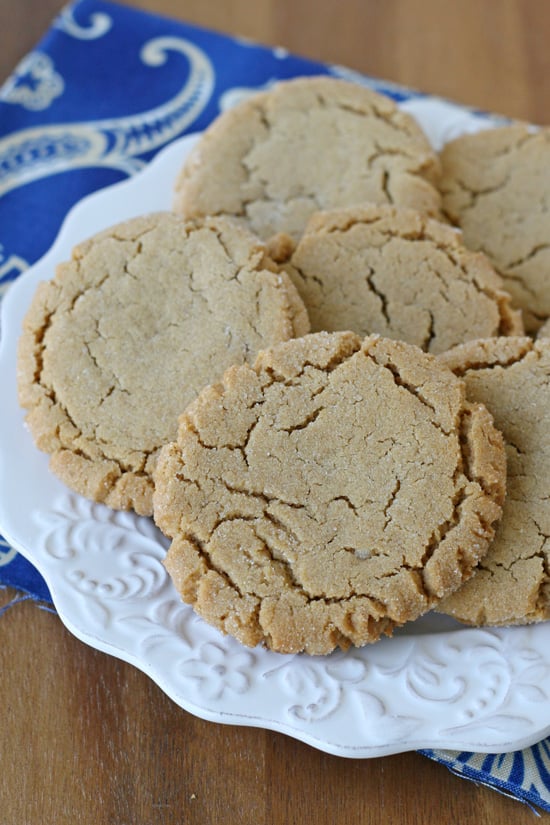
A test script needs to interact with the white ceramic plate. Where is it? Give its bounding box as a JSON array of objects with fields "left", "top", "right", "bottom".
[{"left": 1, "top": 104, "right": 550, "bottom": 759}]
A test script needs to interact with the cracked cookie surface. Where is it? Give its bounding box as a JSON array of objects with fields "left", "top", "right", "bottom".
[
  {"left": 173, "top": 76, "right": 442, "bottom": 244},
  {"left": 437, "top": 337, "right": 550, "bottom": 626},
  {"left": 440, "top": 124, "right": 550, "bottom": 332},
  {"left": 17, "top": 212, "right": 309, "bottom": 516},
  {"left": 285, "top": 204, "right": 523, "bottom": 353},
  {"left": 154, "top": 331, "right": 506, "bottom": 655}
]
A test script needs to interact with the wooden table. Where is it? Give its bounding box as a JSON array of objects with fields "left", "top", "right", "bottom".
[{"left": 1, "top": 2, "right": 549, "bottom": 822}]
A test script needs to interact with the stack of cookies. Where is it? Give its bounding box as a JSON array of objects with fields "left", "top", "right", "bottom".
[{"left": 18, "top": 76, "right": 550, "bottom": 655}]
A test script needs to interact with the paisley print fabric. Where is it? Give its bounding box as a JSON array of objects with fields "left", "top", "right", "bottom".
[{"left": 0, "top": 1, "right": 548, "bottom": 811}]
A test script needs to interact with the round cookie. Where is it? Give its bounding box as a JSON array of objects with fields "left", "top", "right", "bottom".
[
  {"left": 174, "top": 76, "right": 442, "bottom": 245},
  {"left": 285, "top": 204, "right": 523, "bottom": 353},
  {"left": 153, "top": 331, "right": 506, "bottom": 655},
  {"left": 440, "top": 124, "right": 550, "bottom": 332},
  {"left": 437, "top": 337, "right": 550, "bottom": 626},
  {"left": 17, "top": 212, "right": 309, "bottom": 517}
]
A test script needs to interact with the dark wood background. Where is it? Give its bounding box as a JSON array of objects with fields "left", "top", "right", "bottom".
[{"left": 1, "top": 1, "right": 549, "bottom": 822}]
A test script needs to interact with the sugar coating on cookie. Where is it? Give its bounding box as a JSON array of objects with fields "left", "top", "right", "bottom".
[
  {"left": 154, "top": 331, "right": 506, "bottom": 655},
  {"left": 285, "top": 204, "right": 523, "bottom": 353},
  {"left": 437, "top": 337, "right": 550, "bottom": 626},
  {"left": 440, "top": 124, "right": 550, "bottom": 332},
  {"left": 174, "top": 76, "right": 442, "bottom": 243},
  {"left": 17, "top": 212, "right": 309, "bottom": 516}
]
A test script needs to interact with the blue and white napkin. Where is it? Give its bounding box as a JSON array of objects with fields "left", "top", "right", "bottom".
[{"left": 1, "top": 0, "right": 549, "bottom": 811}]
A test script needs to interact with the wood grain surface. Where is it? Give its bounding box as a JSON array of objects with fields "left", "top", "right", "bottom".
[{"left": 1, "top": 1, "right": 550, "bottom": 823}]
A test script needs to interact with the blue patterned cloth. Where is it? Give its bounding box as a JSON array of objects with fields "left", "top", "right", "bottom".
[{"left": 1, "top": 0, "right": 549, "bottom": 811}]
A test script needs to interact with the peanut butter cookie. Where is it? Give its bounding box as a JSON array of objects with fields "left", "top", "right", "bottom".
[
  {"left": 437, "top": 337, "right": 550, "bottom": 626},
  {"left": 154, "top": 331, "right": 506, "bottom": 655},
  {"left": 174, "top": 76, "right": 442, "bottom": 244},
  {"left": 440, "top": 124, "right": 550, "bottom": 332},
  {"left": 17, "top": 212, "right": 309, "bottom": 516},
  {"left": 285, "top": 204, "right": 522, "bottom": 352}
]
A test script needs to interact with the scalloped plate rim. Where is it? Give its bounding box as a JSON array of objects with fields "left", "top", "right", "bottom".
[{"left": 1, "top": 117, "right": 550, "bottom": 759}]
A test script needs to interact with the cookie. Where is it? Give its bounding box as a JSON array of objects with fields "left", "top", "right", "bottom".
[
  {"left": 437, "top": 337, "right": 550, "bottom": 626},
  {"left": 174, "top": 76, "right": 442, "bottom": 245},
  {"left": 153, "top": 331, "right": 506, "bottom": 655},
  {"left": 285, "top": 204, "right": 523, "bottom": 353},
  {"left": 17, "top": 212, "right": 309, "bottom": 517},
  {"left": 440, "top": 124, "right": 550, "bottom": 332}
]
